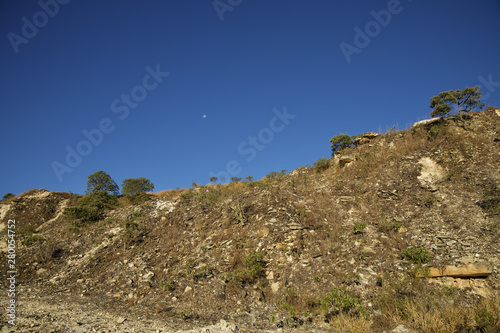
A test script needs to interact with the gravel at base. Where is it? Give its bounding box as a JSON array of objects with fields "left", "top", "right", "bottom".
[{"left": 0, "top": 293, "right": 334, "bottom": 333}]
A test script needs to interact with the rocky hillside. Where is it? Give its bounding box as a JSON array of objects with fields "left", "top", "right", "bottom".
[{"left": 1, "top": 109, "right": 499, "bottom": 332}]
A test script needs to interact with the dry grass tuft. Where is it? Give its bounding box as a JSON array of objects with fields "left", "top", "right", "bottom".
[
  {"left": 18, "top": 188, "right": 45, "bottom": 198},
  {"left": 329, "top": 313, "right": 372, "bottom": 333},
  {"left": 374, "top": 275, "right": 500, "bottom": 333},
  {"left": 153, "top": 189, "right": 182, "bottom": 200}
]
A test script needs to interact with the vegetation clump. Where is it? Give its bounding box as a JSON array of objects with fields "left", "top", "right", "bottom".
[
  {"left": 314, "top": 158, "right": 330, "bottom": 172},
  {"left": 379, "top": 218, "right": 402, "bottom": 233},
  {"left": 424, "top": 194, "right": 436, "bottom": 207},
  {"left": 122, "top": 177, "right": 154, "bottom": 204},
  {"left": 266, "top": 170, "right": 286, "bottom": 180},
  {"left": 329, "top": 134, "right": 356, "bottom": 156},
  {"left": 122, "top": 177, "right": 154, "bottom": 196},
  {"left": 477, "top": 186, "right": 500, "bottom": 216},
  {"left": 401, "top": 246, "right": 431, "bottom": 265},
  {"left": 86, "top": 170, "right": 119, "bottom": 195},
  {"left": 316, "top": 287, "right": 367, "bottom": 318},
  {"left": 64, "top": 191, "right": 117, "bottom": 229},
  {"left": 21, "top": 234, "right": 46, "bottom": 246},
  {"left": 352, "top": 223, "right": 367, "bottom": 235},
  {"left": 2, "top": 192, "right": 15, "bottom": 201},
  {"left": 181, "top": 186, "right": 222, "bottom": 205},
  {"left": 430, "top": 85, "right": 484, "bottom": 117},
  {"left": 427, "top": 124, "right": 443, "bottom": 141},
  {"left": 227, "top": 252, "right": 265, "bottom": 285}
]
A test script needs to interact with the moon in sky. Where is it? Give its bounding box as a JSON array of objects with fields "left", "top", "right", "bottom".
[{"left": 202, "top": 115, "right": 207, "bottom": 118}]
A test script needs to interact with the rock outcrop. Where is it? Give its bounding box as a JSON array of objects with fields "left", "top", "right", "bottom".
[
  {"left": 354, "top": 132, "right": 379, "bottom": 146},
  {"left": 424, "top": 262, "right": 493, "bottom": 278}
]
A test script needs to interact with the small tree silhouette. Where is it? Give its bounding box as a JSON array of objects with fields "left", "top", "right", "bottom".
[
  {"left": 121, "top": 177, "right": 154, "bottom": 196},
  {"left": 430, "top": 86, "right": 484, "bottom": 118},
  {"left": 86, "top": 171, "right": 119, "bottom": 195}
]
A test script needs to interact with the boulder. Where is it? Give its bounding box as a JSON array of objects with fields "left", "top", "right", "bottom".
[
  {"left": 354, "top": 137, "right": 370, "bottom": 146},
  {"left": 363, "top": 132, "right": 379, "bottom": 139},
  {"left": 354, "top": 132, "right": 379, "bottom": 146},
  {"left": 411, "top": 117, "right": 441, "bottom": 128},
  {"left": 339, "top": 156, "right": 355, "bottom": 167}
]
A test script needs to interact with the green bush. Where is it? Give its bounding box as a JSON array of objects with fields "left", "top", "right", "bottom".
[
  {"left": 401, "top": 246, "right": 431, "bottom": 265},
  {"left": 244, "top": 252, "right": 265, "bottom": 276},
  {"left": 2, "top": 193, "right": 15, "bottom": 201},
  {"left": 21, "top": 234, "right": 46, "bottom": 246},
  {"left": 318, "top": 287, "right": 367, "bottom": 317},
  {"left": 352, "top": 223, "right": 367, "bottom": 234},
  {"left": 427, "top": 125, "right": 443, "bottom": 141},
  {"left": 126, "top": 193, "right": 151, "bottom": 205},
  {"left": 78, "top": 191, "right": 117, "bottom": 210},
  {"left": 314, "top": 158, "right": 330, "bottom": 172},
  {"left": 379, "top": 218, "right": 402, "bottom": 233},
  {"left": 424, "top": 194, "right": 436, "bottom": 207},
  {"left": 64, "top": 206, "right": 102, "bottom": 223},
  {"left": 227, "top": 252, "right": 265, "bottom": 284},
  {"left": 64, "top": 191, "right": 117, "bottom": 227}
]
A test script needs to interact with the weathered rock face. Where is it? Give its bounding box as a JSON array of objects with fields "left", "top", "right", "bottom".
[
  {"left": 425, "top": 262, "right": 493, "bottom": 278},
  {"left": 417, "top": 157, "right": 446, "bottom": 191},
  {"left": 0, "top": 190, "right": 71, "bottom": 228},
  {"left": 354, "top": 132, "right": 379, "bottom": 146},
  {"left": 411, "top": 117, "right": 442, "bottom": 128},
  {"left": 0, "top": 190, "right": 71, "bottom": 252},
  {"left": 362, "top": 132, "right": 379, "bottom": 139},
  {"left": 338, "top": 155, "right": 355, "bottom": 167}
]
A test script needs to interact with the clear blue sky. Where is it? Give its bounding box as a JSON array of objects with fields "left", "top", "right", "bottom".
[{"left": 1, "top": 0, "right": 499, "bottom": 195}]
